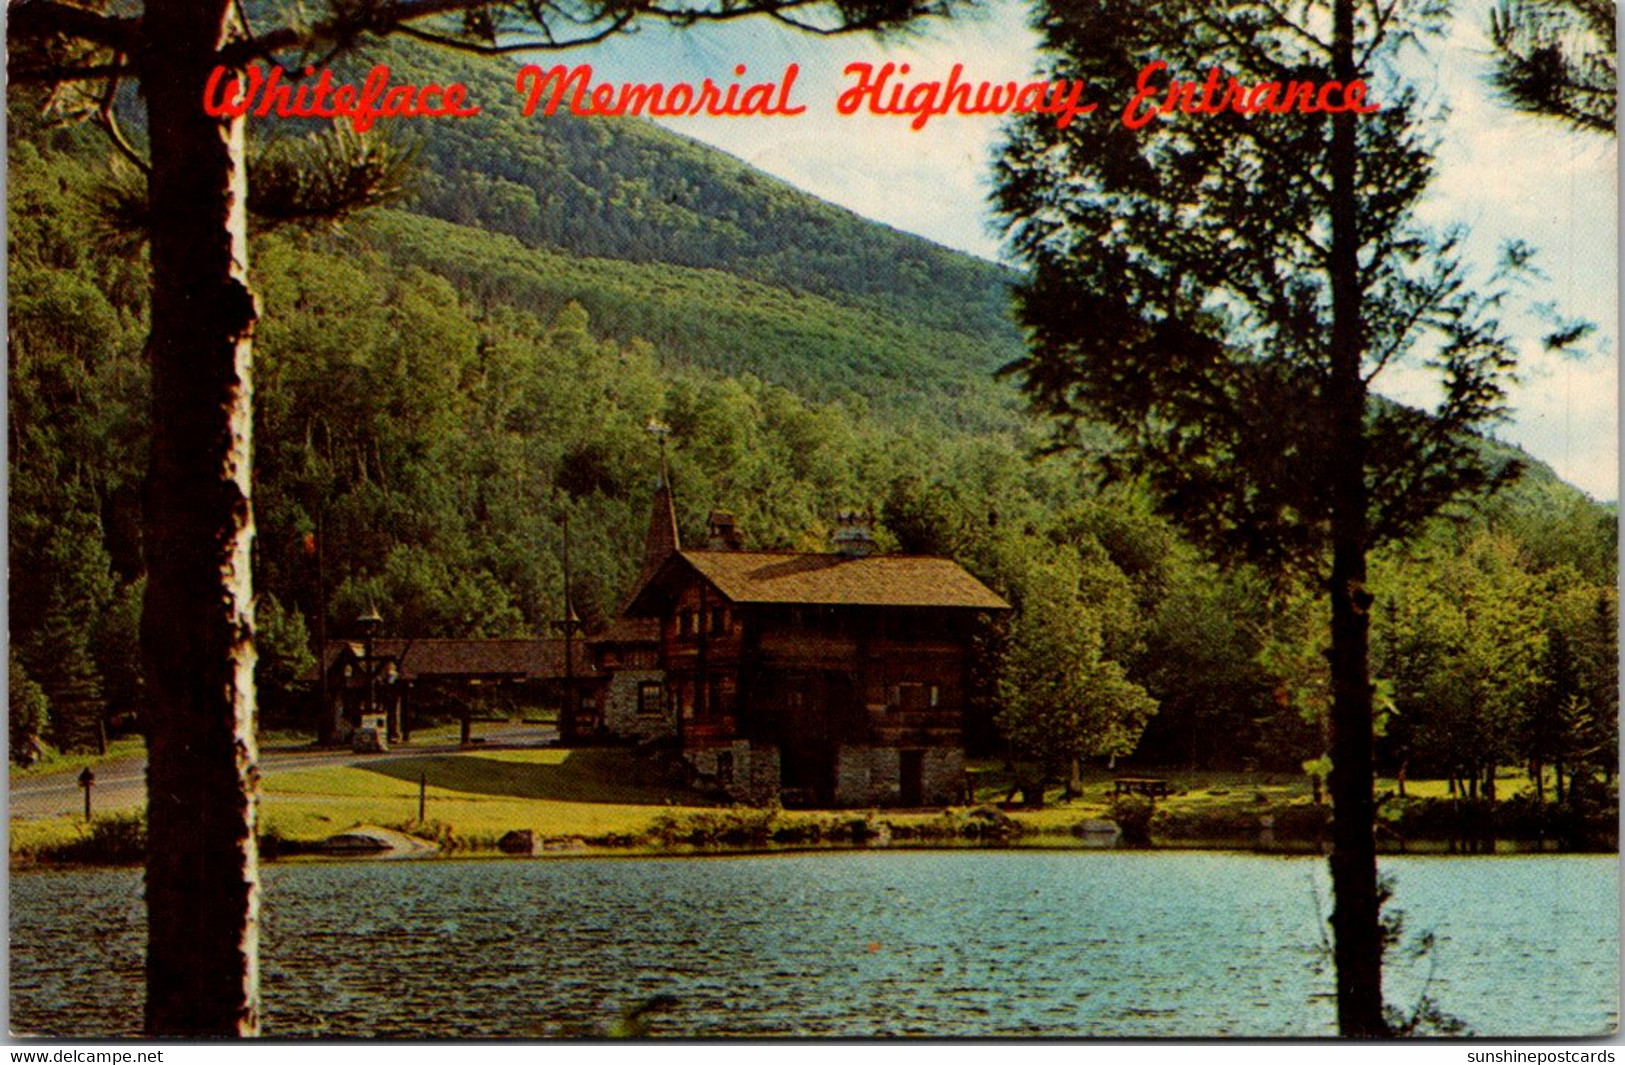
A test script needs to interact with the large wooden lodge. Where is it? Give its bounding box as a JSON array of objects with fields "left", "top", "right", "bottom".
[
  {"left": 320, "top": 476, "right": 1008, "bottom": 808},
  {"left": 621, "top": 501, "right": 1008, "bottom": 806}
]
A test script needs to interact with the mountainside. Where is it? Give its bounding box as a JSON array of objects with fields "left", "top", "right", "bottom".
[
  {"left": 314, "top": 38, "right": 1026, "bottom": 430},
  {"left": 356, "top": 208, "right": 1020, "bottom": 432},
  {"left": 374, "top": 40, "right": 1022, "bottom": 346},
  {"left": 7, "top": 31, "right": 1614, "bottom": 774}
]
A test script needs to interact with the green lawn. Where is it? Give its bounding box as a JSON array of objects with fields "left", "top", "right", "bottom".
[
  {"left": 8, "top": 736, "right": 145, "bottom": 781},
  {"left": 11, "top": 744, "right": 1581, "bottom": 861},
  {"left": 261, "top": 747, "right": 721, "bottom": 844},
  {"left": 11, "top": 816, "right": 96, "bottom": 855}
]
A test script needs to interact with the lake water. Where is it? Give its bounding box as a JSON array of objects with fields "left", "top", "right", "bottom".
[{"left": 10, "top": 851, "right": 1619, "bottom": 1038}]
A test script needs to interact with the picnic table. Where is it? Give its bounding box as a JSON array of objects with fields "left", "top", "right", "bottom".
[{"left": 1112, "top": 777, "right": 1172, "bottom": 799}]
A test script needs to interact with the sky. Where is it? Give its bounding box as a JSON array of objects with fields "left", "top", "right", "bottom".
[{"left": 555, "top": 0, "right": 1618, "bottom": 501}]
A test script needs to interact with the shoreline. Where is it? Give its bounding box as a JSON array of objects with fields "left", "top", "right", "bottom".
[
  {"left": 15, "top": 744, "right": 1616, "bottom": 867},
  {"left": 14, "top": 827, "right": 1616, "bottom": 870}
]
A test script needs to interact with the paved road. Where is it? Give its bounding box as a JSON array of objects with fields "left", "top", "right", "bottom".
[{"left": 8, "top": 724, "right": 558, "bottom": 822}]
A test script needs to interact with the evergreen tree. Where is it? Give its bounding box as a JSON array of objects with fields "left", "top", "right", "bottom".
[
  {"left": 24, "top": 599, "right": 107, "bottom": 755},
  {"left": 92, "top": 580, "right": 147, "bottom": 734},
  {"left": 9, "top": 0, "right": 965, "bottom": 1036},
  {"left": 10, "top": 657, "right": 51, "bottom": 765},
  {"left": 1489, "top": 0, "right": 1616, "bottom": 132},
  {"left": 994, "top": 0, "right": 1528, "bottom": 1034}
]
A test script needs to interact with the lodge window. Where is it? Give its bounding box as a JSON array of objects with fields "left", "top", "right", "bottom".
[
  {"left": 678, "top": 610, "right": 696, "bottom": 638},
  {"left": 709, "top": 607, "right": 727, "bottom": 635},
  {"left": 638, "top": 681, "right": 663, "bottom": 716}
]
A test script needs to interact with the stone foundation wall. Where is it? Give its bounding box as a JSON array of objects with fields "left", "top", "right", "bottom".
[
  {"left": 921, "top": 747, "right": 966, "bottom": 806},
  {"left": 686, "top": 742, "right": 780, "bottom": 806},
  {"left": 601, "top": 670, "right": 670, "bottom": 743},
  {"left": 833, "top": 746, "right": 965, "bottom": 806},
  {"left": 834, "top": 746, "right": 897, "bottom": 806},
  {"left": 688, "top": 743, "right": 964, "bottom": 807}
]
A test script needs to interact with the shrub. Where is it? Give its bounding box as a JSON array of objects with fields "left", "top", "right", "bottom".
[
  {"left": 28, "top": 812, "right": 146, "bottom": 864},
  {"left": 770, "top": 819, "right": 824, "bottom": 844},
  {"left": 1108, "top": 794, "right": 1155, "bottom": 845},
  {"left": 647, "top": 807, "right": 777, "bottom": 847},
  {"left": 1270, "top": 803, "right": 1331, "bottom": 840}
]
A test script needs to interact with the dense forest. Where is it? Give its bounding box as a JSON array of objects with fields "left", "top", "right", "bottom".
[{"left": 6, "top": 39, "right": 1616, "bottom": 798}]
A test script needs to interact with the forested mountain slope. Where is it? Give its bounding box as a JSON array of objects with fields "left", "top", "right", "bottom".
[
  {"left": 311, "top": 38, "right": 1028, "bottom": 433},
  {"left": 372, "top": 41, "right": 1022, "bottom": 350},
  {"left": 7, "top": 37, "right": 1614, "bottom": 777},
  {"left": 358, "top": 209, "right": 1018, "bottom": 431}
]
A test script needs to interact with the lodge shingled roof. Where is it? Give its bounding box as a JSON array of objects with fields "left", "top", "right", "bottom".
[
  {"left": 631, "top": 550, "right": 1010, "bottom": 611},
  {"left": 317, "top": 638, "right": 592, "bottom": 681},
  {"left": 586, "top": 616, "right": 660, "bottom": 645}
]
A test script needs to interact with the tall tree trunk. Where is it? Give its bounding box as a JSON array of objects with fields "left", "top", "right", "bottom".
[
  {"left": 1325, "top": 0, "right": 1388, "bottom": 1037},
  {"left": 315, "top": 508, "right": 333, "bottom": 745},
  {"left": 139, "top": 0, "right": 261, "bottom": 1036}
]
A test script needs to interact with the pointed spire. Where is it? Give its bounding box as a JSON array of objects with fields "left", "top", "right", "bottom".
[
  {"left": 641, "top": 478, "right": 680, "bottom": 581},
  {"left": 641, "top": 418, "right": 680, "bottom": 581}
]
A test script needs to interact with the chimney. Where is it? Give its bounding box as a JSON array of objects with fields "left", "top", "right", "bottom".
[
  {"left": 706, "top": 510, "right": 744, "bottom": 551},
  {"left": 832, "top": 509, "right": 876, "bottom": 557}
]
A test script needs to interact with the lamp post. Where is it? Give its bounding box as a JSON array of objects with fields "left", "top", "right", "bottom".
[
  {"left": 353, "top": 604, "right": 389, "bottom": 751},
  {"left": 78, "top": 767, "right": 95, "bottom": 822}
]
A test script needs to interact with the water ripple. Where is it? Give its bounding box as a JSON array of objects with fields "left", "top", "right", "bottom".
[{"left": 10, "top": 852, "right": 1618, "bottom": 1038}]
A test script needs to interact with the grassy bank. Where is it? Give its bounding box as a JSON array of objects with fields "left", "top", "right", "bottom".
[
  {"left": 7, "top": 736, "right": 146, "bottom": 781},
  {"left": 12, "top": 748, "right": 1615, "bottom": 864}
]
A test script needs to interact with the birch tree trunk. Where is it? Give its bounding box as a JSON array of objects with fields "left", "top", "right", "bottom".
[{"left": 138, "top": 0, "right": 261, "bottom": 1036}]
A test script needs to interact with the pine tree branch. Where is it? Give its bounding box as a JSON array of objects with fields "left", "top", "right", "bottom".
[
  {"left": 221, "top": 0, "right": 960, "bottom": 65},
  {"left": 1358, "top": 0, "right": 1403, "bottom": 69},
  {"left": 9, "top": 61, "right": 135, "bottom": 82},
  {"left": 94, "top": 67, "right": 153, "bottom": 176},
  {"left": 392, "top": 12, "right": 635, "bottom": 54},
  {"left": 8, "top": 0, "right": 141, "bottom": 51},
  {"left": 1488, "top": 0, "right": 1616, "bottom": 133}
]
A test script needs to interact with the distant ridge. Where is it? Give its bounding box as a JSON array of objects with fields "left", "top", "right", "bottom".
[{"left": 354, "top": 40, "right": 1022, "bottom": 346}]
